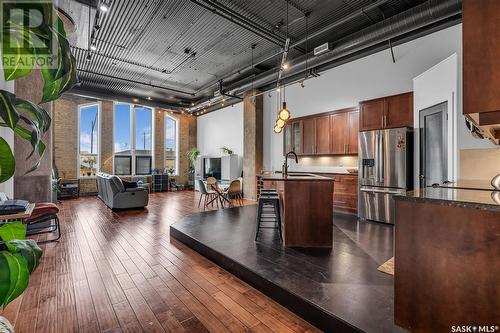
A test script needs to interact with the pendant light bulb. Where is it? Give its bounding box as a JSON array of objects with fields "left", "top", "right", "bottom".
[
  {"left": 276, "top": 118, "right": 285, "bottom": 128},
  {"left": 278, "top": 102, "right": 290, "bottom": 121},
  {"left": 274, "top": 125, "right": 282, "bottom": 133}
]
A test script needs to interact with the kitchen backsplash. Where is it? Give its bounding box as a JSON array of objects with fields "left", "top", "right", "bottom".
[
  {"left": 460, "top": 148, "right": 500, "bottom": 181},
  {"left": 288, "top": 156, "right": 358, "bottom": 174}
]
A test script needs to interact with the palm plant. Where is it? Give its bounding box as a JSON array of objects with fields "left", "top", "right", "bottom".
[{"left": 0, "top": 0, "right": 77, "bottom": 319}]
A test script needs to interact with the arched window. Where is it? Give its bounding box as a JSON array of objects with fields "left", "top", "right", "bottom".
[{"left": 165, "top": 114, "right": 178, "bottom": 175}]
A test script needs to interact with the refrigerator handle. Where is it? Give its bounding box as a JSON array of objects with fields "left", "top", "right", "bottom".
[
  {"left": 380, "top": 131, "right": 385, "bottom": 182},
  {"left": 374, "top": 131, "right": 379, "bottom": 182}
]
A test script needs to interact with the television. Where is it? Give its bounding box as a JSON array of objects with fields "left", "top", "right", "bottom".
[{"left": 203, "top": 157, "right": 222, "bottom": 180}]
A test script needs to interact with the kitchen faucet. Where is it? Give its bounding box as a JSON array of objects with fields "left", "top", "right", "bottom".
[{"left": 283, "top": 151, "right": 298, "bottom": 176}]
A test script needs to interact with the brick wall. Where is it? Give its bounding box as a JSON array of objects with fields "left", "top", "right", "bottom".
[{"left": 53, "top": 94, "right": 196, "bottom": 195}]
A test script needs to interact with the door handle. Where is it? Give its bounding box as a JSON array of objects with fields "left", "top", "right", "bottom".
[{"left": 360, "top": 187, "right": 400, "bottom": 195}]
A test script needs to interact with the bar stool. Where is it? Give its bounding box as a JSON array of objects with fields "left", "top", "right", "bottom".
[{"left": 255, "top": 193, "right": 283, "bottom": 242}]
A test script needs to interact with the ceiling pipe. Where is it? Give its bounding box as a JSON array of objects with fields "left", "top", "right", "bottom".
[
  {"left": 226, "top": 0, "right": 462, "bottom": 96},
  {"left": 193, "top": 0, "right": 392, "bottom": 96},
  {"left": 218, "top": 80, "right": 243, "bottom": 100},
  {"left": 77, "top": 69, "right": 196, "bottom": 97},
  {"left": 190, "top": 0, "right": 286, "bottom": 47},
  {"left": 68, "top": 88, "right": 183, "bottom": 111}
]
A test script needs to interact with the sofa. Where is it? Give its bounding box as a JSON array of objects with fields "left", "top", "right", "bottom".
[{"left": 96, "top": 173, "right": 149, "bottom": 209}]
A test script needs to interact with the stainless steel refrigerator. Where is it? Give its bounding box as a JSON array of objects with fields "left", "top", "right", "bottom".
[{"left": 358, "top": 127, "right": 413, "bottom": 224}]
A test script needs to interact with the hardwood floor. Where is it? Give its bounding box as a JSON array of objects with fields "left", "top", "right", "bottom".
[{"left": 0, "top": 191, "right": 321, "bottom": 333}]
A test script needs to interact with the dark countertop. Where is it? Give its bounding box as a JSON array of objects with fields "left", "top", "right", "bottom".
[
  {"left": 260, "top": 172, "right": 334, "bottom": 181},
  {"left": 394, "top": 187, "right": 500, "bottom": 212},
  {"left": 436, "top": 179, "right": 494, "bottom": 191}
]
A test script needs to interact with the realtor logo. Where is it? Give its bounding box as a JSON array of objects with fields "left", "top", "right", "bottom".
[
  {"left": 451, "top": 325, "right": 499, "bottom": 333},
  {"left": 1, "top": 0, "right": 58, "bottom": 70}
]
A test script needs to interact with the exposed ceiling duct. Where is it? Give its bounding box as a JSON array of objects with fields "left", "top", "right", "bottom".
[{"left": 222, "top": 0, "right": 461, "bottom": 98}]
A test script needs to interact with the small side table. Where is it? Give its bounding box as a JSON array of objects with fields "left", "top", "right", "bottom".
[{"left": 0, "top": 203, "right": 35, "bottom": 223}]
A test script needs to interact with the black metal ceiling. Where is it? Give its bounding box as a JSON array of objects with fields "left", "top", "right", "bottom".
[{"left": 62, "top": 0, "right": 456, "bottom": 110}]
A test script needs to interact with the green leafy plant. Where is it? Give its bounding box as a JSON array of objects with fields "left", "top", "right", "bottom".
[
  {"left": 221, "top": 146, "right": 233, "bottom": 155},
  {"left": 0, "top": 0, "right": 77, "bottom": 315},
  {"left": 0, "top": 222, "right": 43, "bottom": 308},
  {"left": 0, "top": 0, "right": 78, "bottom": 182},
  {"left": 187, "top": 146, "right": 200, "bottom": 165}
]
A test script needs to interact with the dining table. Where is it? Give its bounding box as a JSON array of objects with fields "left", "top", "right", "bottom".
[{"left": 204, "top": 181, "right": 232, "bottom": 208}]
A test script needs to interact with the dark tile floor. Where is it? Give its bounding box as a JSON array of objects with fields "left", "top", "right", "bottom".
[{"left": 171, "top": 206, "right": 407, "bottom": 333}]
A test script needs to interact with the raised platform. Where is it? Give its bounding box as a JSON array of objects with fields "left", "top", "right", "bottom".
[{"left": 170, "top": 206, "right": 405, "bottom": 333}]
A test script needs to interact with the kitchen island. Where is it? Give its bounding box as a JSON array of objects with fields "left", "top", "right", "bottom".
[
  {"left": 260, "top": 173, "right": 334, "bottom": 248},
  {"left": 394, "top": 187, "right": 500, "bottom": 332}
]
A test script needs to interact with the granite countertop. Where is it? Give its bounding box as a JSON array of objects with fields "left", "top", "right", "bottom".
[
  {"left": 394, "top": 187, "right": 500, "bottom": 212},
  {"left": 435, "top": 179, "right": 494, "bottom": 191},
  {"left": 260, "top": 173, "right": 334, "bottom": 181}
]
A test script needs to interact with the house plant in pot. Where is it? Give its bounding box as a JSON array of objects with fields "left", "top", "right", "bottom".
[{"left": 0, "top": 0, "right": 77, "bottom": 329}]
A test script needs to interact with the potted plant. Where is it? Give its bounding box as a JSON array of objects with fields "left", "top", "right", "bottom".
[
  {"left": 221, "top": 146, "right": 233, "bottom": 155},
  {"left": 187, "top": 146, "right": 200, "bottom": 165},
  {"left": 0, "top": 0, "right": 77, "bottom": 328}
]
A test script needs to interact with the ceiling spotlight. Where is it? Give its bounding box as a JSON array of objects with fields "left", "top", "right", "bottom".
[
  {"left": 147, "top": 96, "right": 152, "bottom": 100},
  {"left": 191, "top": 102, "right": 195, "bottom": 106},
  {"left": 300, "top": 81, "right": 305, "bottom": 88},
  {"left": 221, "top": 102, "right": 225, "bottom": 107},
  {"left": 90, "top": 44, "right": 97, "bottom": 51},
  {"left": 99, "top": 3, "right": 109, "bottom": 12},
  {"left": 86, "top": 54, "right": 92, "bottom": 61},
  {"left": 133, "top": 98, "right": 139, "bottom": 103},
  {"left": 282, "top": 63, "right": 289, "bottom": 70},
  {"left": 276, "top": 87, "right": 280, "bottom": 92}
]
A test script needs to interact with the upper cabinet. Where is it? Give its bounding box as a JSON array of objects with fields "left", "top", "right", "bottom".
[
  {"left": 359, "top": 92, "right": 413, "bottom": 131},
  {"left": 315, "top": 115, "right": 331, "bottom": 154},
  {"left": 283, "top": 120, "right": 302, "bottom": 154},
  {"left": 463, "top": 0, "right": 500, "bottom": 115},
  {"left": 282, "top": 108, "right": 358, "bottom": 156}
]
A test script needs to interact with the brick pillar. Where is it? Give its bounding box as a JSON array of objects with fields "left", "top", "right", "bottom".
[
  {"left": 243, "top": 91, "right": 263, "bottom": 200},
  {"left": 154, "top": 109, "right": 165, "bottom": 172},
  {"left": 14, "top": 71, "right": 53, "bottom": 202},
  {"left": 100, "top": 101, "right": 114, "bottom": 174}
]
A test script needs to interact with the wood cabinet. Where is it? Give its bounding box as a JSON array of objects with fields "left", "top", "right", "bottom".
[
  {"left": 318, "top": 173, "right": 358, "bottom": 215},
  {"left": 347, "top": 111, "right": 359, "bottom": 154},
  {"left": 359, "top": 92, "right": 413, "bottom": 131},
  {"left": 330, "top": 113, "right": 347, "bottom": 154},
  {"left": 315, "top": 115, "right": 331, "bottom": 154},
  {"left": 463, "top": 0, "right": 500, "bottom": 115},
  {"left": 283, "top": 107, "right": 359, "bottom": 156},
  {"left": 283, "top": 121, "right": 302, "bottom": 154},
  {"left": 302, "top": 118, "right": 316, "bottom": 155}
]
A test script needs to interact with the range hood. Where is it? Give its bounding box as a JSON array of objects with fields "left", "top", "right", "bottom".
[{"left": 465, "top": 113, "right": 500, "bottom": 145}]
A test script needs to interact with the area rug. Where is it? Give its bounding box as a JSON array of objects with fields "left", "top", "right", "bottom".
[{"left": 378, "top": 257, "right": 394, "bottom": 276}]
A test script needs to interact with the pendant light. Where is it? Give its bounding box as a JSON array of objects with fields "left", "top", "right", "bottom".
[
  {"left": 277, "top": 2, "right": 291, "bottom": 124},
  {"left": 274, "top": 88, "right": 283, "bottom": 133}
]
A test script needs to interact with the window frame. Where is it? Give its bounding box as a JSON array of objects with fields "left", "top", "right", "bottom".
[
  {"left": 77, "top": 102, "right": 101, "bottom": 179},
  {"left": 112, "top": 102, "right": 155, "bottom": 176},
  {"left": 164, "top": 113, "right": 179, "bottom": 176}
]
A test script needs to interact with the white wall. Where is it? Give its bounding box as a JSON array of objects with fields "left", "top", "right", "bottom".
[
  {"left": 197, "top": 102, "right": 244, "bottom": 172},
  {"left": 263, "top": 24, "right": 493, "bottom": 172},
  {"left": 413, "top": 54, "right": 459, "bottom": 188},
  {"left": 0, "top": 76, "right": 14, "bottom": 198}
]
